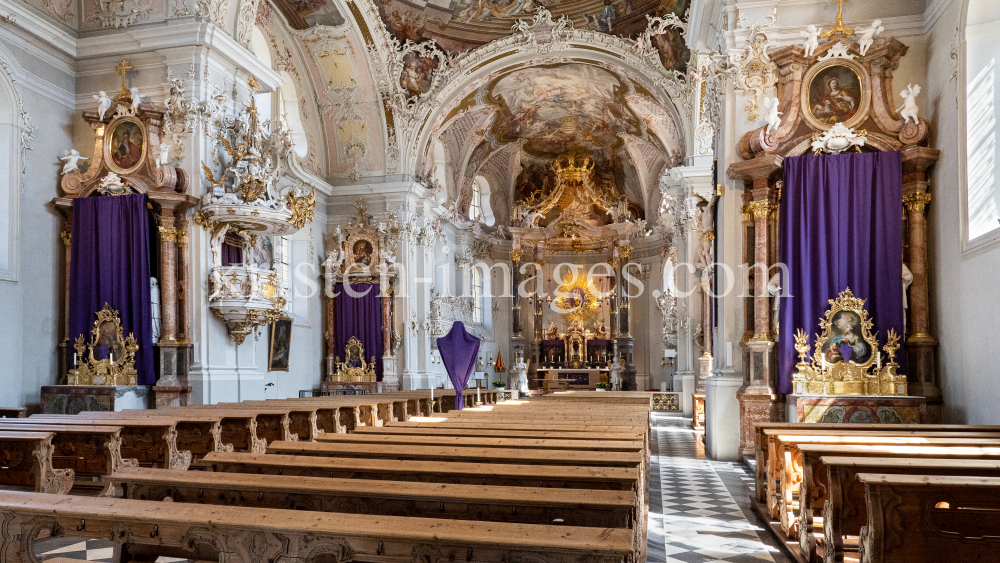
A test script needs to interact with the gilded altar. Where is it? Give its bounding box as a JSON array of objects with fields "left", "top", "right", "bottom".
[
  {"left": 792, "top": 288, "right": 906, "bottom": 396},
  {"left": 66, "top": 304, "right": 139, "bottom": 386},
  {"left": 326, "top": 336, "right": 377, "bottom": 383}
]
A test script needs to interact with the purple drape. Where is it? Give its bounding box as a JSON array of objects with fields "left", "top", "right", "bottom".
[
  {"left": 778, "top": 152, "right": 905, "bottom": 394},
  {"left": 221, "top": 241, "right": 243, "bottom": 267},
  {"left": 437, "top": 321, "right": 480, "bottom": 410},
  {"left": 334, "top": 283, "right": 383, "bottom": 381},
  {"left": 69, "top": 193, "right": 154, "bottom": 385}
]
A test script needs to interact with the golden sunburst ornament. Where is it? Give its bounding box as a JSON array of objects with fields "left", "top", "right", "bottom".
[{"left": 552, "top": 270, "right": 607, "bottom": 324}]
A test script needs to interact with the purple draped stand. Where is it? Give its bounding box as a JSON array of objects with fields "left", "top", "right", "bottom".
[
  {"left": 437, "top": 322, "right": 481, "bottom": 410},
  {"left": 334, "top": 283, "right": 383, "bottom": 381},
  {"left": 778, "top": 152, "right": 906, "bottom": 394},
  {"left": 69, "top": 193, "right": 155, "bottom": 385}
]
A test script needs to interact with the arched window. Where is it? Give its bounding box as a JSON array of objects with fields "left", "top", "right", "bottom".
[
  {"left": 471, "top": 266, "right": 483, "bottom": 323},
  {"left": 278, "top": 71, "right": 308, "bottom": 157},
  {"left": 963, "top": 0, "right": 1000, "bottom": 250},
  {"left": 0, "top": 61, "right": 19, "bottom": 282},
  {"left": 469, "top": 178, "right": 483, "bottom": 221},
  {"left": 251, "top": 28, "right": 273, "bottom": 125},
  {"left": 471, "top": 176, "right": 495, "bottom": 226}
]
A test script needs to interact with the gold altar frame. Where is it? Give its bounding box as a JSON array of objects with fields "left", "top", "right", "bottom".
[
  {"left": 103, "top": 116, "right": 148, "bottom": 176},
  {"left": 800, "top": 58, "right": 871, "bottom": 132}
]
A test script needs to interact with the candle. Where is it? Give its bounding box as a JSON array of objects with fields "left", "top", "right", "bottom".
[
  {"left": 476, "top": 386, "right": 481, "bottom": 404},
  {"left": 72, "top": 353, "right": 77, "bottom": 366},
  {"left": 877, "top": 351, "right": 882, "bottom": 370}
]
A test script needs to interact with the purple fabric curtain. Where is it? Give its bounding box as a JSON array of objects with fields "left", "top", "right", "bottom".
[
  {"left": 437, "top": 321, "right": 480, "bottom": 410},
  {"left": 221, "top": 241, "right": 243, "bottom": 267},
  {"left": 778, "top": 151, "right": 905, "bottom": 394},
  {"left": 334, "top": 283, "right": 383, "bottom": 381},
  {"left": 69, "top": 193, "right": 154, "bottom": 385}
]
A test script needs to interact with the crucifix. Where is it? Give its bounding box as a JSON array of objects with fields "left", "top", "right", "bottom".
[
  {"left": 114, "top": 58, "right": 133, "bottom": 98},
  {"left": 821, "top": 0, "right": 854, "bottom": 38}
]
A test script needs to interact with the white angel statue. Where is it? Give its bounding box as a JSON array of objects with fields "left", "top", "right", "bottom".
[
  {"left": 157, "top": 143, "right": 170, "bottom": 167},
  {"left": 899, "top": 84, "right": 921, "bottom": 125},
  {"left": 60, "top": 149, "right": 88, "bottom": 174},
  {"left": 94, "top": 91, "right": 112, "bottom": 119},
  {"left": 763, "top": 97, "right": 782, "bottom": 135},
  {"left": 858, "top": 20, "right": 884, "bottom": 56},
  {"left": 801, "top": 25, "right": 822, "bottom": 58},
  {"left": 130, "top": 87, "right": 142, "bottom": 112},
  {"left": 210, "top": 223, "right": 229, "bottom": 268}
]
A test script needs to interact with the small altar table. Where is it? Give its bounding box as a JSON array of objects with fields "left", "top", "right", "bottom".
[
  {"left": 532, "top": 379, "right": 570, "bottom": 394},
  {"left": 535, "top": 368, "right": 609, "bottom": 389},
  {"left": 786, "top": 394, "right": 927, "bottom": 424},
  {"left": 321, "top": 381, "right": 379, "bottom": 394},
  {"left": 41, "top": 385, "right": 150, "bottom": 413}
]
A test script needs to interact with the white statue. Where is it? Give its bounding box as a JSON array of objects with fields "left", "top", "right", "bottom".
[
  {"left": 767, "top": 272, "right": 782, "bottom": 335},
  {"left": 763, "top": 97, "right": 782, "bottom": 135},
  {"left": 513, "top": 351, "right": 528, "bottom": 395},
  {"left": 130, "top": 87, "right": 142, "bottom": 112},
  {"left": 248, "top": 270, "right": 261, "bottom": 299},
  {"left": 208, "top": 269, "right": 224, "bottom": 301},
  {"left": 150, "top": 277, "right": 162, "bottom": 343},
  {"left": 858, "top": 19, "right": 884, "bottom": 56},
  {"left": 609, "top": 355, "right": 624, "bottom": 391},
  {"left": 902, "top": 262, "right": 913, "bottom": 329},
  {"left": 210, "top": 223, "right": 229, "bottom": 268},
  {"left": 899, "top": 84, "right": 921, "bottom": 125},
  {"left": 59, "top": 149, "right": 88, "bottom": 175},
  {"left": 801, "top": 25, "right": 822, "bottom": 57},
  {"left": 157, "top": 143, "right": 170, "bottom": 167},
  {"left": 94, "top": 91, "right": 112, "bottom": 119}
]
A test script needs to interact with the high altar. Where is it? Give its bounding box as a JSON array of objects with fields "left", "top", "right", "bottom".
[{"left": 535, "top": 319, "right": 612, "bottom": 390}]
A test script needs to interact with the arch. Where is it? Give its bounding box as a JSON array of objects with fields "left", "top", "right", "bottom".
[
  {"left": 959, "top": 0, "right": 1000, "bottom": 254},
  {"left": 278, "top": 71, "right": 309, "bottom": 158},
  {"left": 0, "top": 56, "right": 22, "bottom": 282},
  {"left": 471, "top": 175, "right": 495, "bottom": 226}
]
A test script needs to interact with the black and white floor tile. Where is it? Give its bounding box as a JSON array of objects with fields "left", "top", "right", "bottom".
[
  {"left": 648, "top": 413, "right": 791, "bottom": 563},
  {"left": 35, "top": 537, "right": 188, "bottom": 562}
]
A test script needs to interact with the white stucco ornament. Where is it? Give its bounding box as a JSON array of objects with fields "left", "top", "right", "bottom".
[
  {"left": 858, "top": 20, "right": 884, "bottom": 56},
  {"left": 800, "top": 25, "right": 822, "bottom": 57},
  {"left": 819, "top": 42, "right": 854, "bottom": 61},
  {"left": 763, "top": 97, "right": 782, "bottom": 135},
  {"left": 899, "top": 84, "right": 921, "bottom": 125},
  {"left": 811, "top": 123, "right": 867, "bottom": 154}
]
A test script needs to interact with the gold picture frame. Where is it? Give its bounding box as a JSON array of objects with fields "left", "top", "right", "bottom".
[
  {"left": 800, "top": 58, "right": 871, "bottom": 131},
  {"left": 345, "top": 233, "right": 379, "bottom": 275},
  {"left": 104, "top": 116, "right": 147, "bottom": 175},
  {"left": 268, "top": 317, "right": 292, "bottom": 372}
]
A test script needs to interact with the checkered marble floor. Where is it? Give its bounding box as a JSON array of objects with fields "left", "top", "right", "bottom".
[
  {"left": 647, "top": 413, "right": 791, "bottom": 563},
  {"left": 35, "top": 537, "right": 188, "bottom": 561}
]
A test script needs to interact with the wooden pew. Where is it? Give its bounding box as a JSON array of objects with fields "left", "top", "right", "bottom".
[
  {"left": 161, "top": 405, "right": 310, "bottom": 441},
  {"left": 815, "top": 457, "right": 1000, "bottom": 563},
  {"left": 0, "top": 423, "right": 133, "bottom": 494},
  {"left": 0, "top": 490, "right": 636, "bottom": 563},
  {"left": 201, "top": 451, "right": 639, "bottom": 491},
  {"left": 0, "top": 432, "right": 74, "bottom": 494},
  {"left": 266, "top": 440, "right": 643, "bottom": 468},
  {"left": 855, "top": 473, "right": 1000, "bottom": 563},
  {"left": 314, "top": 432, "right": 644, "bottom": 452},
  {"left": 109, "top": 466, "right": 636, "bottom": 529},
  {"left": 34, "top": 413, "right": 227, "bottom": 460},
  {"left": 352, "top": 425, "right": 640, "bottom": 441},
  {"left": 0, "top": 407, "right": 26, "bottom": 418},
  {"left": 73, "top": 410, "right": 264, "bottom": 453},
  {"left": 26, "top": 417, "right": 190, "bottom": 470}
]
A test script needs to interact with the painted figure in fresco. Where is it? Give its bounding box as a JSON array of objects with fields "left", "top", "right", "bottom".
[
  {"left": 399, "top": 55, "right": 436, "bottom": 98},
  {"left": 597, "top": 0, "right": 617, "bottom": 33},
  {"left": 812, "top": 77, "right": 858, "bottom": 124}
]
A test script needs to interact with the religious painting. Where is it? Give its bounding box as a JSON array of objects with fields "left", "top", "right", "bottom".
[
  {"left": 653, "top": 25, "right": 691, "bottom": 73},
  {"left": 270, "top": 0, "right": 344, "bottom": 29},
  {"left": 268, "top": 318, "right": 292, "bottom": 372},
  {"left": 345, "top": 336, "right": 364, "bottom": 368},
  {"left": 819, "top": 310, "right": 872, "bottom": 365},
  {"left": 399, "top": 52, "right": 438, "bottom": 98},
  {"left": 806, "top": 63, "right": 865, "bottom": 127},
  {"left": 251, "top": 236, "right": 274, "bottom": 269},
  {"left": 347, "top": 236, "right": 378, "bottom": 271},
  {"left": 104, "top": 117, "right": 146, "bottom": 175}
]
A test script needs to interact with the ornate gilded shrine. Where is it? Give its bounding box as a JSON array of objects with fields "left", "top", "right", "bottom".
[
  {"left": 66, "top": 304, "right": 140, "bottom": 387},
  {"left": 326, "top": 337, "right": 378, "bottom": 384},
  {"left": 54, "top": 59, "right": 196, "bottom": 395}
]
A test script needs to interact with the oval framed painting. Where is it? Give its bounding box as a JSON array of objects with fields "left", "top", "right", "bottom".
[
  {"left": 104, "top": 116, "right": 147, "bottom": 175},
  {"left": 800, "top": 58, "right": 871, "bottom": 131}
]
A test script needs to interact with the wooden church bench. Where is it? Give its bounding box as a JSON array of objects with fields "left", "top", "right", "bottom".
[
  {"left": 51, "top": 413, "right": 227, "bottom": 459},
  {"left": 0, "top": 422, "right": 132, "bottom": 493},
  {"left": 0, "top": 490, "right": 637, "bottom": 563},
  {"left": 169, "top": 405, "right": 313, "bottom": 441},
  {"left": 200, "top": 451, "right": 639, "bottom": 491},
  {"left": 265, "top": 440, "right": 644, "bottom": 469},
  {"left": 78, "top": 410, "right": 264, "bottom": 454},
  {"left": 854, "top": 473, "right": 1000, "bottom": 563},
  {"left": 392, "top": 420, "right": 646, "bottom": 433},
  {"left": 25, "top": 417, "right": 191, "bottom": 471},
  {"left": 313, "top": 432, "right": 644, "bottom": 452},
  {"left": 810, "top": 456, "right": 1000, "bottom": 563},
  {"left": 108, "top": 466, "right": 636, "bottom": 529},
  {"left": 352, "top": 425, "right": 641, "bottom": 441},
  {"left": 0, "top": 407, "right": 26, "bottom": 418},
  {"left": 0, "top": 431, "right": 74, "bottom": 494}
]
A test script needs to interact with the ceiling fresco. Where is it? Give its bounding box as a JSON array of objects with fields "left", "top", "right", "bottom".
[
  {"left": 486, "top": 64, "right": 641, "bottom": 157},
  {"left": 375, "top": 0, "right": 689, "bottom": 60},
  {"left": 272, "top": 0, "right": 345, "bottom": 29}
]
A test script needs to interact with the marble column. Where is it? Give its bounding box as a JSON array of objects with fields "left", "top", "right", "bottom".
[
  {"left": 510, "top": 248, "right": 523, "bottom": 340},
  {"left": 158, "top": 208, "right": 178, "bottom": 343}
]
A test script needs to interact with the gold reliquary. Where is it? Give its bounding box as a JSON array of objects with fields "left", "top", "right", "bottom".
[
  {"left": 67, "top": 304, "right": 139, "bottom": 386},
  {"left": 792, "top": 288, "right": 907, "bottom": 396},
  {"left": 327, "top": 336, "right": 377, "bottom": 383}
]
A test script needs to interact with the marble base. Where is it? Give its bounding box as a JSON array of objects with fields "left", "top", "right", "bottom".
[
  {"left": 153, "top": 385, "right": 192, "bottom": 409},
  {"left": 737, "top": 391, "right": 784, "bottom": 461},
  {"left": 785, "top": 394, "right": 927, "bottom": 424},
  {"left": 41, "top": 385, "right": 150, "bottom": 414}
]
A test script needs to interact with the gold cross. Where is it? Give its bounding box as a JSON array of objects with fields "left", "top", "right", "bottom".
[
  {"left": 821, "top": 0, "right": 854, "bottom": 37},
  {"left": 354, "top": 196, "right": 367, "bottom": 217},
  {"left": 114, "top": 58, "right": 133, "bottom": 97}
]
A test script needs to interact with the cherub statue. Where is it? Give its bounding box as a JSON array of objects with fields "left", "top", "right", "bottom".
[
  {"left": 763, "top": 97, "right": 782, "bottom": 135},
  {"left": 157, "top": 143, "right": 170, "bottom": 167},
  {"left": 546, "top": 322, "right": 559, "bottom": 340},
  {"left": 59, "top": 149, "right": 88, "bottom": 174},
  {"left": 208, "top": 269, "right": 224, "bottom": 301},
  {"left": 94, "top": 91, "right": 112, "bottom": 119},
  {"left": 899, "top": 84, "right": 921, "bottom": 125},
  {"left": 248, "top": 271, "right": 261, "bottom": 299},
  {"left": 210, "top": 223, "right": 229, "bottom": 268},
  {"left": 130, "top": 87, "right": 142, "bottom": 112},
  {"left": 697, "top": 195, "right": 718, "bottom": 270},
  {"left": 767, "top": 272, "right": 781, "bottom": 335},
  {"left": 858, "top": 19, "right": 884, "bottom": 56},
  {"left": 801, "top": 25, "right": 822, "bottom": 58},
  {"left": 634, "top": 34, "right": 650, "bottom": 58}
]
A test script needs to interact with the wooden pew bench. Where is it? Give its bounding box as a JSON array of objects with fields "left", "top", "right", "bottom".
[
  {"left": 314, "top": 432, "right": 644, "bottom": 452},
  {"left": 855, "top": 473, "right": 1000, "bottom": 563},
  {"left": 109, "top": 466, "right": 636, "bottom": 529},
  {"left": 168, "top": 406, "right": 311, "bottom": 441},
  {"left": 0, "top": 431, "right": 74, "bottom": 494},
  {"left": 0, "top": 423, "right": 132, "bottom": 494},
  {"left": 0, "top": 490, "right": 636, "bottom": 563},
  {"left": 47, "top": 413, "right": 228, "bottom": 459},
  {"left": 810, "top": 457, "right": 1000, "bottom": 563},
  {"left": 26, "top": 417, "right": 191, "bottom": 471},
  {"left": 353, "top": 425, "right": 641, "bottom": 441},
  {"left": 0, "top": 407, "right": 26, "bottom": 418}
]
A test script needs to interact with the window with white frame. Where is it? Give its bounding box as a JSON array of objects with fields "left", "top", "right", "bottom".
[
  {"left": 964, "top": 1, "right": 1000, "bottom": 246},
  {"left": 471, "top": 266, "right": 483, "bottom": 323},
  {"left": 275, "top": 236, "right": 290, "bottom": 294},
  {"left": 469, "top": 178, "right": 483, "bottom": 221}
]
